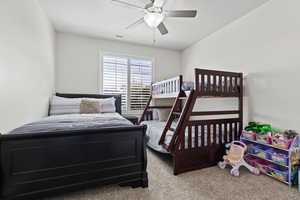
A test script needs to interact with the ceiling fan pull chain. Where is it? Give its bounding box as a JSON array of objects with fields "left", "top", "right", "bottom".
[{"left": 153, "top": 29, "right": 156, "bottom": 45}]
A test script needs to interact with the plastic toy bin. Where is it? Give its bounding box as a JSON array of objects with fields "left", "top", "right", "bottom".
[
  {"left": 251, "top": 158, "right": 269, "bottom": 174},
  {"left": 270, "top": 136, "right": 292, "bottom": 150},
  {"left": 251, "top": 145, "right": 271, "bottom": 159},
  {"left": 267, "top": 165, "right": 289, "bottom": 182},
  {"left": 241, "top": 131, "right": 256, "bottom": 141},
  {"left": 269, "top": 150, "right": 289, "bottom": 166},
  {"left": 256, "top": 134, "right": 270, "bottom": 144}
]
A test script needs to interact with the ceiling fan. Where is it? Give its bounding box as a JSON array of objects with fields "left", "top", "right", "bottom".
[{"left": 112, "top": 0, "right": 197, "bottom": 35}]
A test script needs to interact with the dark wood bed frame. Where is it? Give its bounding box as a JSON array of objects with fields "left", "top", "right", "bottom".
[
  {"left": 140, "top": 68, "right": 243, "bottom": 175},
  {"left": 0, "top": 93, "right": 148, "bottom": 200}
]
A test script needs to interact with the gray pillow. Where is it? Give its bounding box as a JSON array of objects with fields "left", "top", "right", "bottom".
[{"left": 80, "top": 100, "right": 100, "bottom": 114}]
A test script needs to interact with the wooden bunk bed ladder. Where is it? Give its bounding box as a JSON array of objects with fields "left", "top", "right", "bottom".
[
  {"left": 159, "top": 91, "right": 187, "bottom": 147},
  {"left": 165, "top": 90, "right": 196, "bottom": 152}
]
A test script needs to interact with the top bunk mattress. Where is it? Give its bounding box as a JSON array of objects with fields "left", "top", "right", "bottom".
[{"left": 8, "top": 113, "right": 133, "bottom": 135}]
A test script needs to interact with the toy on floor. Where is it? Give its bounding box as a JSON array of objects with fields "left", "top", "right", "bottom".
[{"left": 218, "top": 141, "right": 260, "bottom": 176}]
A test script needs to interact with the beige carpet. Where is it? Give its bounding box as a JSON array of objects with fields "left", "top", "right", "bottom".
[{"left": 45, "top": 149, "right": 299, "bottom": 200}]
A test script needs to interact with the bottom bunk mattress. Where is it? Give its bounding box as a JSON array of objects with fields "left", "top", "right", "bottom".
[
  {"left": 141, "top": 120, "right": 238, "bottom": 153},
  {"left": 141, "top": 120, "right": 176, "bottom": 153}
]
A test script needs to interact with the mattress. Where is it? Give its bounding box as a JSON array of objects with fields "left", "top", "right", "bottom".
[
  {"left": 141, "top": 120, "right": 236, "bottom": 153},
  {"left": 141, "top": 120, "right": 177, "bottom": 153},
  {"left": 8, "top": 113, "right": 133, "bottom": 135}
]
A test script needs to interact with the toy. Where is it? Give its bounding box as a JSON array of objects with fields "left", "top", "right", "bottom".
[
  {"left": 245, "top": 122, "right": 273, "bottom": 135},
  {"left": 218, "top": 141, "right": 260, "bottom": 176}
]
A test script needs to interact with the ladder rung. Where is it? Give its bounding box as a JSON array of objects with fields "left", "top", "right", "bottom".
[
  {"left": 148, "top": 106, "right": 173, "bottom": 109},
  {"left": 178, "top": 97, "right": 187, "bottom": 99},
  {"left": 169, "top": 128, "right": 176, "bottom": 132},
  {"left": 172, "top": 112, "right": 181, "bottom": 116}
]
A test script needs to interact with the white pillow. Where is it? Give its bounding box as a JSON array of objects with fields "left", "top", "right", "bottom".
[
  {"left": 86, "top": 97, "right": 116, "bottom": 113},
  {"left": 50, "top": 96, "right": 81, "bottom": 115}
]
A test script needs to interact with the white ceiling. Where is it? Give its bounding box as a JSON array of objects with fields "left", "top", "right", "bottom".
[{"left": 39, "top": 0, "right": 269, "bottom": 50}]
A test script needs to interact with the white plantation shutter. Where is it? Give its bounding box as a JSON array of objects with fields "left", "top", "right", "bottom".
[
  {"left": 130, "top": 59, "right": 152, "bottom": 111},
  {"left": 103, "top": 56, "right": 128, "bottom": 112},
  {"left": 102, "top": 55, "right": 153, "bottom": 113}
]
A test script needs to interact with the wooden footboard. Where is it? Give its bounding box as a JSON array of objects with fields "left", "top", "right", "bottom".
[
  {"left": 173, "top": 118, "right": 242, "bottom": 175},
  {"left": 0, "top": 125, "right": 148, "bottom": 200}
]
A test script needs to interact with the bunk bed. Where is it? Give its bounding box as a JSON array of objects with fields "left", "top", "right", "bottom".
[{"left": 140, "top": 68, "right": 244, "bottom": 175}]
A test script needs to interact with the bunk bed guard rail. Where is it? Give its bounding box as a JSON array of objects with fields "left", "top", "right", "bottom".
[
  {"left": 195, "top": 68, "right": 243, "bottom": 97},
  {"left": 152, "top": 75, "right": 183, "bottom": 98}
]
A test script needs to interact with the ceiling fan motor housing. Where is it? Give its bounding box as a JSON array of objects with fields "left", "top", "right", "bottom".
[{"left": 144, "top": 12, "right": 165, "bottom": 28}]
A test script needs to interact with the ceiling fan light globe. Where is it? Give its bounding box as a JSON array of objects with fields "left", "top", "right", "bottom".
[{"left": 144, "top": 13, "right": 165, "bottom": 28}]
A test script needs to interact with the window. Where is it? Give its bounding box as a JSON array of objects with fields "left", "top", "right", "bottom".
[{"left": 102, "top": 55, "right": 153, "bottom": 113}]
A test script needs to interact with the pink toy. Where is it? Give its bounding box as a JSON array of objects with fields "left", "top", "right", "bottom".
[{"left": 218, "top": 141, "right": 260, "bottom": 176}]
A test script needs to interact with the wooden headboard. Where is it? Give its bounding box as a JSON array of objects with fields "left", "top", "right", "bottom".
[{"left": 55, "top": 93, "right": 122, "bottom": 114}]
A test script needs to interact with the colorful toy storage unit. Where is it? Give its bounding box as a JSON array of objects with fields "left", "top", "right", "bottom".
[{"left": 241, "top": 125, "right": 300, "bottom": 187}]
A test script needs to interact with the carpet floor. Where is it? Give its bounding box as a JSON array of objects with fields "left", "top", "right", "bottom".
[{"left": 45, "top": 149, "right": 299, "bottom": 200}]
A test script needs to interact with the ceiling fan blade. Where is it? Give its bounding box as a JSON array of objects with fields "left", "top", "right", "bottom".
[
  {"left": 154, "top": 0, "right": 167, "bottom": 8},
  {"left": 157, "top": 22, "right": 168, "bottom": 35},
  {"left": 126, "top": 17, "right": 145, "bottom": 29},
  {"left": 165, "top": 10, "right": 197, "bottom": 18},
  {"left": 145, "top": 2, "right": 154, "bottom": 9},
  {"left": 112, "top": 0, "right": 145, "bottom": 10}
]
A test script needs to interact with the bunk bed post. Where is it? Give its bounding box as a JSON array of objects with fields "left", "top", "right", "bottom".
[
  {"left": 179, "top": 75, "right": 183, "bottom": 90},
  {"left": 195, "top": 69, "right": 199, "bottom": 92},
  {"left": 239, "top": 73, "right": 244, "bottom": 136},
  {"left": 179, "top": 75, "right": 183, "bottom": 111},
  {"left": 139, "top": 95, "right": 152, "bottom": 124}
]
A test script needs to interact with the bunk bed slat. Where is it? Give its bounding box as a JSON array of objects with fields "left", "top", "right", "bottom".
[
  {"left": 207, "top": 125, "right": 211, "bottom": 146},
  {"left": 229, "top": 76, "right": 232, "bottom": 94},
  {"left": 195, "top": 73, "right": 199, "bottom": 92},
  {"left": 207, "top": 74, "right": 211, "bottom": 94},
  {"left": 201, "top": 125, "right": 205, "bottom": 147},
  {"left": 213, "top": 75, "right": 217, "bottom": 95},
  {"left": 201, "top": 74, "right": 205, "bottom": 93},
  {"left": 213, "top": 123, "right": 217, "bottom": 145},
  {"left": 228, "top": 123, "right": 233, "bottom": 141},
  {"left": 188, "top": 126, "right": 192, "bottom": 149},
  {"left": 234, "top": 122, "right": 238, "bottom": 140},
  {"left": 224, "top": 123, "right": 228, "bottom": 143},
  {"left": 195, "top": 126, "right": 199, "bottom": 148}
]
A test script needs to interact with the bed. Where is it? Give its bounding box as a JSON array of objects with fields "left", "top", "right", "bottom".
[
  {"left": 0, "top": 93, "right": 148, "bottom": 200},
  {"left": 140, "top": 69, "right": 243, "bottom": 175}
]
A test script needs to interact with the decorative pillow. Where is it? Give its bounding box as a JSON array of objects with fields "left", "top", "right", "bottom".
[
  {"left": 50, "top": 96, "right": 81, "bottom": 115},
  {"left": 157, "top": 109, "right": 171, "bottom": 121},
  {"left": 80, "top": 100, "right": 100, "bottom": 114},
  {"left": 97, "top": 97, "right": 116, "bottom": 113}
]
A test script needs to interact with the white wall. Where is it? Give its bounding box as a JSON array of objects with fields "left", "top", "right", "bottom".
[
  {"left": 0, "top": 0, "right": 55, "bottom": 133},
  {"left": 182, "top": 0, "right": 300, "bottom": 131},
  {"left": 55, "top": 32, "right": 181, "bottom": 93}
]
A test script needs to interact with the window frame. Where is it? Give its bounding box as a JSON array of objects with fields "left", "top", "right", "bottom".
[{"left": 100, "top": 51, "right": 155, "bottom": 114}]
